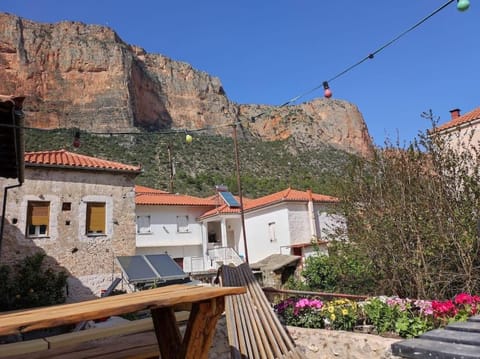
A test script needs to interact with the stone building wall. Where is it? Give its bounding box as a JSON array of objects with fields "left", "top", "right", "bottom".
[{"left": 0, "top": 167, "right": 137, "bottom": 300}]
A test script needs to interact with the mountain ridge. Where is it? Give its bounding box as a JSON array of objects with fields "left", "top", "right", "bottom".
[{"left": 0, "top": 12, "right": 374, "bottom": 158}]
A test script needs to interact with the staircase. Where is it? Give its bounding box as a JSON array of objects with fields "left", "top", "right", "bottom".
[{"left": 392, "top": 315, "right": 480, "bottom": 358}]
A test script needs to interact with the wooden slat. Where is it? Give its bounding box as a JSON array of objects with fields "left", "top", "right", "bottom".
[
  {"left": 0, "top": 285, "right": 245, "bottom": 336},
  {"left": 220, "top": 263, "right": 308, "bottom": 359},
  {"left": 0, "top": 339, "right": 48, "bottom": 358},
  {"left": 0, "top": 312, "right": 190, "bottom": 358},
  {"left": 3, "top": 332, "right": 160, "bottom": 359}
]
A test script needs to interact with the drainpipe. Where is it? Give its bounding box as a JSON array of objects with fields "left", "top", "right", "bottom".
[
  {"left": 0, "top": 182, "right": 22, "bottom": 258},
  {"left": 307, "top": 189, "right": 318, "bottom": 240},
  {"left": 0, "top": 101, "right": 25, "bottom": 259}
]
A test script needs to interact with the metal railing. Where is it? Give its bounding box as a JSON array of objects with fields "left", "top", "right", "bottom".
[{"left": 207, "top": 246, "right": 243, "bottom": 268}]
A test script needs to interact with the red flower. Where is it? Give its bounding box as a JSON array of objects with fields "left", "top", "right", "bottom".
[{"left": 454, "top": 293, "right": 474, "bottom": 305}]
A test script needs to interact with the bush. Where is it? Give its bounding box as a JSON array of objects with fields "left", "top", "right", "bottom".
[
  {"left": 0, "top": 253, "right": 68, "bottom": 311},
  {"left": 299, "top": 242, "right": 378, "bottom": 295},
  {"left": 337, "top": 113, "right": 480, "bottom": 299}
]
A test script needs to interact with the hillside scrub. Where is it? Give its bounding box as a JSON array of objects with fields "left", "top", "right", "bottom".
[
  {"left": 335, "top": 115, "right": 480, "bottom": 299},
  {"left": 25, "top": 128, "right": 348, "bottom": 198}
]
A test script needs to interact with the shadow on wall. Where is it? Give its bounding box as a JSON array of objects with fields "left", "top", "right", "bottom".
[{"left": 0, "top": 219, "right": 95, "bottom": 308}]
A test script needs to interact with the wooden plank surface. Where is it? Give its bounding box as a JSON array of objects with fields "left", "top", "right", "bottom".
[
  {"left": 0, "top": 338, "right": 48, "bottom": 358},
  {"left": 0, "top": 285, "right": 245, "bottom": 336},
  {"left": 2, "top": 332, "right": 160, "bottom": 359}
]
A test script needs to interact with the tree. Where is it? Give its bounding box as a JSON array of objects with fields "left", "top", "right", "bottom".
[{"left": 336, "top": 113, "right": 480, "bottom": 299}]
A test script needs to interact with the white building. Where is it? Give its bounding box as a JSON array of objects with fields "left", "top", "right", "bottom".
[
  {"left": 135, "top": 186, "right": 342, "bottom": 271},
  {"left": 434, "top": 108, "right": 480, "bottom": 150},
  {"left": 134, "top": 185, "right": 216, "bottom": 272}
]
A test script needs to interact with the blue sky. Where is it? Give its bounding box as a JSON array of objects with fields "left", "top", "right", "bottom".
[{"left": 2, "top": 1, "right": 478, "bottom": 146}]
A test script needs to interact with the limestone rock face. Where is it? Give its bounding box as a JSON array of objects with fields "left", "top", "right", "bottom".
[
  {"left": 239, "top": 99, "right": 373, "bottom": 158},
  {"left": 0, "top": 13, "right": 373, "bottom": 157}
]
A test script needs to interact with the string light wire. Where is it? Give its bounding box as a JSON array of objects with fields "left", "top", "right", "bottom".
[
  {"left": 1, "top": 0, "right": 461, "bottom": 136},
  {"left": 267, "top": 0, "right": 456, "bottom": 110}
]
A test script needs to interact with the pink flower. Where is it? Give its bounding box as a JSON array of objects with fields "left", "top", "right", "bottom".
[{"left": 414, "top": 299, "right": 433, "bottom": 316}]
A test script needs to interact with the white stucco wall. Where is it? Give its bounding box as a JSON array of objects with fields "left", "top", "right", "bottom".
[
  {"left": 287, "top": 203, "right": 313, "bottom": 245},
  {"left": 135, "top": 245, "right": 202, "bottom": 258},
  {"left": 243, "top": 204, "right": 291, "bottom": 263},
  {"left": 440, "top": 122, "right": 480, "bottom": 152},
  {"left": 315, "top": 205, "right": 347, "bottom": 241},
  {"left": 135, "top": 205, "right": 206, "bottom": 250}
]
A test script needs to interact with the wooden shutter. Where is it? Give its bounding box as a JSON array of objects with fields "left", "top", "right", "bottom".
[
  {"left": 87, "top": 203, "right": 105, "bottom": 233},
  {"left": 30, "top": 202, "right": 49, "bottom": 226}
]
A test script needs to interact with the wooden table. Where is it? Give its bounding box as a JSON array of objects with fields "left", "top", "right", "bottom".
[{"left": 0, "top": 284, "right": 245, "bottom": 359}]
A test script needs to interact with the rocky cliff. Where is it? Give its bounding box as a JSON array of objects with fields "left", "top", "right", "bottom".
[{"left": 0, "top": 13, "right": 373, "bottom": 157}]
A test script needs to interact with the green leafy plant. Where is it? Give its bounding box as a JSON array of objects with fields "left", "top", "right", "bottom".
[
  {"left": 322, "top": 298, "right": 358, "bottom": 331},
  {"left": 0, "top": 253, "right": 68, "bottom": 311},
  {"left": 275, "top": 292, "right": 480, "bottom": 338}
]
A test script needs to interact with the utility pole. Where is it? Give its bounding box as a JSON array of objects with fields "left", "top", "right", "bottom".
[
  {"left": 167, "top": 143, "right": 175, "bottom": 193},
  {"left": 232, "top": 122, "right": 249, "bottom": 263}
]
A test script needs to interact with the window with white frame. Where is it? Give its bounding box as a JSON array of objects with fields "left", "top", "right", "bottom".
[
  {"left": 176, "top": 215, "right": 189, "bottom": 233},
  {"left": 268, "top": 221, "right": 276, "bottom": 242},
  {"left": 137, "top": 215, "right": 151, "bottom": 234},
  {"left": 26, "top": 201, "right": 50, "bottom": 237}
]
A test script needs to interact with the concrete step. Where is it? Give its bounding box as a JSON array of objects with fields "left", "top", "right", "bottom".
[
  {"left": 446, "top": 321, "right": 480, "bottom": 333},
  {"left": 467, "top": 315, "right": 480, "bottom": 323},
  {"left": 392, "top": 338, "right": 480, "bottom": 359},
  {"left": 420, "top": 328, "right": 480, "bottom": 346}
]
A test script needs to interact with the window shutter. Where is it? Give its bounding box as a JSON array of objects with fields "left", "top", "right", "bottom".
[
  {"left": 30, "top": 203, "right": 49, "bottom": 226},
  {"left": 87, "top": 203, "right": 105, "bottom": 233}
]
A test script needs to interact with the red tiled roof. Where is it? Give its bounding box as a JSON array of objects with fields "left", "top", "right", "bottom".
[
  {"left": 25, "top": 149, "right": 142, "bottom": 173},
  {"left": 135, "top": 185, "right": 169, "bottom": 195},
  {"left": 200, "top": 188, "right": 338, "bottom": 219},
  {"left": 135, "top": 185, "right": 216, "bottom": 206},
  {"left": 435, "top": 107, "right": 480, "bottom": 132},
  {"left": 245, "top": 188, "right": 338, "bottom": 210}
]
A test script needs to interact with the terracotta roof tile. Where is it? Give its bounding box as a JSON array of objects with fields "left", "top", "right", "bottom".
[
  {"left": 436, "top": 107, "right": 480, "bottom": 132},
  {"left": 200, "top": 188, "right": 338, "bottom": 219},
  {"left": 25, "top": 149, "right": 142, "bottom": 173},
  {"left": 244, "top": 188, "right": 338, "bottom": 210},
  {"left": 135, "top": 185, "right": 216, "bottom": 206},
  {"left": 135, "top": 185, "right": 169, "bottom": 195}
]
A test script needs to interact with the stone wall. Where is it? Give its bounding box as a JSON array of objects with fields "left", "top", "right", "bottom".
[{"left": 0, "top": 167, "right": 137, "bottom": 300}]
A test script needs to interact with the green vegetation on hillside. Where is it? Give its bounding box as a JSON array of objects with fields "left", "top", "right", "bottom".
[{"left": 25, "top": 128, "right": 351, "bottom": 198}]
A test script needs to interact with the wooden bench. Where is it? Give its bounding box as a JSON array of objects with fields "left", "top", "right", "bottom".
[
  {"left": 219, "top": 263, "right": 307, "bottom": 359},
  {"left": 0, "top": 312, "right": 190, "bottom": 358},
  {"left": 0, "top": 284, "right": 245, "bottom": 359}
]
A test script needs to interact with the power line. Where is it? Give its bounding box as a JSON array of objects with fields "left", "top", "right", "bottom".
[
  {"left": 3, "top": 1, "right": 465, "bottom": 135},
  {"left": 266, "top": 0, "right": 458, "bottom": 110}
]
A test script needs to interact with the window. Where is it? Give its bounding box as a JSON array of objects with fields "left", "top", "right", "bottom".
[
  {"left": 26, "top": 201, "right": 50, "bottom": 237},
  {"left": 268, "top": 222, "right": 276, "bottom": 242},
  {"left": 176, "top": 215, "right": 189, "bottom": 233},
  {"left": 137, "top": 215, "right": 151, "bottom": 234},
  {"left": 86, "top": 202, "right": 106, "bottom": 235}
]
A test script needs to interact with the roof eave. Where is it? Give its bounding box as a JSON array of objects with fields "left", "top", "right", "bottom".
[{"left": 25, "top": 163, "right": 142, "bottom": 174}]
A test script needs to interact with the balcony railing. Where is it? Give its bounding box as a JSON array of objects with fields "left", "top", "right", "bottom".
[{"left": 207, "top": 246, "right": 243, "bottom": 269}]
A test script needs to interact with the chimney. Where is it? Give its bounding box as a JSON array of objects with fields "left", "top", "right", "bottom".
[{"left": 449, "top": 108, "right": 461, "bottom": 120}]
